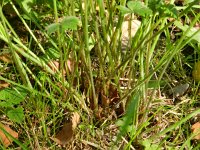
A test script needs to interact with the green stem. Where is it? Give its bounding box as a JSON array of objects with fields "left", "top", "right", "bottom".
[
  {"left": 83, "top": 0, "right": 98, "bottom": 111},
  {"left": 0, "top": 7, "right": 32, "bottom": 88}
]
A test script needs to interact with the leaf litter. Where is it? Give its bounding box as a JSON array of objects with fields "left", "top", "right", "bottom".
[
  {"left": 0, "top": 80, "right": 10, "bottom": 89},
  {"left": 50, "top": 112, "right": 80, "bottom": 146},
  {"left": 191, "top": 122, "right": 200, "bottom": 140},
  {"left": 1, "top": 0, "right": 199, "bottom": 149},
  {"left": 0, "top": 123, "right": 18, "bottom": 148}
]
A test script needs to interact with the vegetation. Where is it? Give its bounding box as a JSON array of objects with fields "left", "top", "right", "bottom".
[{"left": 0, "top": 0, "right": 200, "bottom": 149}]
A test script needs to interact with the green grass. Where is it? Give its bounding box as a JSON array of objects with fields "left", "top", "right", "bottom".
[{"left": 0, "top": 0, "right": 200, "bottom": 149}]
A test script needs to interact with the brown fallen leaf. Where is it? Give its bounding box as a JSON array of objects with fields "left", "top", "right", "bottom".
[
  {"left": 0, "top": 80, "right": 10, "bottom": 89},
  {"left": 51, "top": 122, "right": 73, "bottom": 145},
  {"left": 191, "top": 122, "right": 200, "bottom": 140},
  {"left": 51, "top": 112, "right": 80, "bottom": 146},
  {"left": 0, "top": 123, "right": 18, "bottom": 147},
  {"left": 0, "top": 53, "right": 13, "bottom": 64},
  {"left": 95, "top": 106, "right": 103, "bottom": 119},
  {"left": 101, "top": 92, "right": 110, "bottom": 107},
  {"left": 100, "top": 81, "right": 120, "bottom": 107},
  {"left": 48, "top": 59, "right": 74, "bottom": 75}
]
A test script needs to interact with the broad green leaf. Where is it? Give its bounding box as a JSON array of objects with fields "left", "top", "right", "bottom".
[
  {"left": 7, "top": 107, "right": 24, "bottom": 123},
  {"left": 148, "top": 0, "right": 178, "bottom": 18},
  {"left": 117, "top": 5, "right": 132, "bottom": 15},
  {"left": 0, "top": 87, "right": 27, "bottom": 106},
  {"left": 0, "top": 101, "right": 13, "bottom": 107},
  {"left": 185, "top": 0, "right": 197, "bottom": 4},
  {"left": 116, "top": 119, "right": 136, "bottom": 136},
  {"left": 148, "top": 80, "right": 166, "bottom": 89},
  {"left": 141, "top": 139, "right": 160, "bottom": 150},
  {"left": 127, "top": 1, "right": 152, "bottom": 17},
  {"left": 142, "top": 139, "right": 151, "bottom": 149},
  {"left": 60, "top": 16, "right": 80, "bottom": 31},
  {"left": 174, "top": 21, "right": 200, "bottom": 43},
  {"left": 117, "top": 91, "right": 140, "bottom": 139},
  {"left": 21, "top": 0, "right": 34, "bottom": 13},
  {"left": 148, "top": 0, "right": 163, "bottom": 12},
  {"left": 46, "top": 23, "right": 60, "bottom": 34},
  {"left": 1, "top": 0, "right": 10, "bottom": 4}
]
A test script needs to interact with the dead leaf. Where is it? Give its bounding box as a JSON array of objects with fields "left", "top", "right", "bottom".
[
  {"left": 48, "top": 60, "right": 59, "bottom": 73},
  {"left": 191, "top": 122, "right": 200, "bottom": 140},
  {"left": 115, "top": 102, "right": 125, "bottom": 116},
  {"left": 101, "top": 92, "right": 110, "bottom": 107},
  {"left": 0, "top": 53, "right": 13, "bottom": 64},
  {"left": 48, "top": 59, "right": 74, "bottom": 74},
  {"left": 51, "top": 122, "right": 73, "bottom": 145},
  {"left": 101, "top": 82, "right": 120, "bottom": 107},
  {"left": 109, "top": 83, "right": 117, "bottom": 97},
  {"left": 0, "top": 80, "right": 10, "bottom": 89},
  {"left": 51, "top": 112, "right": 80, "bottom": 146},
  {"left": 0, "top": 123, "right": 18, "bottom": 147},
  {"left": 95, "top": 106, "right": 103, "bottom": 119},
  {"left": 66, "top": 59, "right": 74, "bottom": 73}
]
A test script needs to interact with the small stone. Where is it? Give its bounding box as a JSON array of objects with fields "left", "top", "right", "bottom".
[
  {"left": 121, "top": 20, "right": 141, "bottom": 51},
  {"left": 169, "top": 83, "right": 189, "bottom": 98}
]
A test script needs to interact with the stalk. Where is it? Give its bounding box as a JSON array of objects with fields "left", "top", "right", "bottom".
[
  {"left": 83, "top": 0, "right": 98, "bottom": 111},
  {"left": 0, "top": 6, "right": 32, "bottom": 88}
]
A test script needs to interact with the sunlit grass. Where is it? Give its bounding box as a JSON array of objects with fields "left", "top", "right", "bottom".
[{"left": 0, "top": 0, "right": 199, "bottom": 149}]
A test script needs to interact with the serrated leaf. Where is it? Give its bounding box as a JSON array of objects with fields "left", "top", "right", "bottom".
[
  {"left": 127, "top": 1, "right": 152, "bottom": 17},
  {"left": 117, "top": 5, "right": 132, "bottom": 15},
  {"left": 7, "top": 107, "right": 24, "bottom": 123},
  {"left": 0, "top": 87, "right": 27, "bottom": 106},
  {"left": 60, "top": 16, "right": 80, "bottom": 31},
  {"left": 46, "top": 23, "right": 60, "bottom": 34}
]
